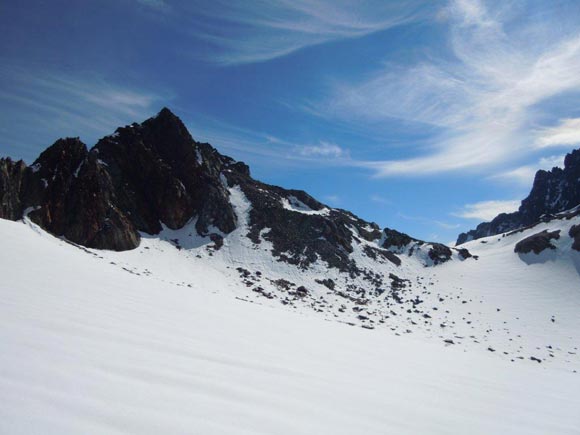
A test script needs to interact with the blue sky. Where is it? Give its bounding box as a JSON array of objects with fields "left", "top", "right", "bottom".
[{"left": 2, "top": 0, "right": 580, "bottom": 243}]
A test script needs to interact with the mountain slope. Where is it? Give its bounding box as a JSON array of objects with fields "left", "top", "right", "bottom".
[
  {"left": 1, "top": 217, "right": 579, "bottom": 435},
  {"left": 0, "top": 108, "right": 468, "bottom": 272},
  {"left": 1, "top": 108, "right": 579, "bottom": 365},
  {"left": 1, "top": 109, "right": 580, "bottom": 433},
  {"left": 457, "top": 148, "right": 580, "bottom": 245}
]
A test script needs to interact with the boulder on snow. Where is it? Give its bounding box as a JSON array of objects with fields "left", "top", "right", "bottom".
[
  {"left": 514, "top": 230, "right": 561, "bottom": 255},
  {"left": 428, "top": 244, "right": 452, "bottom": 265},
  {"left": 294, "top": 286, "right": 309, "bottom": 298}
]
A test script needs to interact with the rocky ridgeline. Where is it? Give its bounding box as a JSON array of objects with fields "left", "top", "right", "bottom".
[
  {"left": 0, "top": 109, "right": 240, "bottom": 250},
  {"left": 1, "top": 108, "right": 470, "bottom": 272},
  {"left": 457, "top": 148, "right": 580, "bottom": 245},
  {"left": 510, "top": 206, "right": 580, "bottom": 254},
  {"left": 381, "top": 228, "right": 472, "bottom": 265}
]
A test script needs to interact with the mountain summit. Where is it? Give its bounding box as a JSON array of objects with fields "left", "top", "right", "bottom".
[
  {"left": 0, "top": 108, "right": 469, "bottom": 274},
  {"left": 1, "top": 108, "right": 579, "bottom": 378},
  {"left": 457, "top": 149, "right": 580, "bottom": 245}
]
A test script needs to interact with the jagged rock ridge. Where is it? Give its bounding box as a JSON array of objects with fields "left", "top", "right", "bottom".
[
  {"left": 0, "top": 108, "right": 470, "bottom": 272},
  {"left": 0, "top": 109, "right": 240, "bottom": 251},
  {"left": 457, "top": 148, "right": 580, "bottom": 245}
]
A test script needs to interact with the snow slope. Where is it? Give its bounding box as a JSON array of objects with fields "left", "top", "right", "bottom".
[
  {"left": 1, "top": 212, "right": 580, "bottom": 433},
  {"left": 430, "top": 214, "right": 580, "bottom": 366},
  {"left": 30, "top": 185, "right": 575, "bottom": 372}
]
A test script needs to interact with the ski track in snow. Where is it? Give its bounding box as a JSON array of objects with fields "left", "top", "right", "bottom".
[{"left": 0, "top": 187, "right": 580, "bottom": 433}]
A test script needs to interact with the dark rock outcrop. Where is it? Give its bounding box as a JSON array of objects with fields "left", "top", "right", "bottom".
[
  {"left": 0, "top": 109, "right": 237, "bottom": 250},
  {"left": 428, "top": 244, "right": 453, "bottom": 265},
  {"left": 0, "top": 108, "right": 471, "bottom": 273},
  {"left": 381, "top": 227, "right": 469, "bottom": 266},
  {"left": 223, "top": 166, "right": 384, "bottom": 273},
  {"left": 569, "top": 225, "right": 580, "bottom": 251},
  {"left": 362, "top": 245, "right": 401, "bottom": 266},
  {"left": 514, "top": 230, "right": 561, "bottom": 255},
  {"left": 457, "top": 148, "right": 580, "bottom": 245},
  {"left": 381, "top": 228, "right": 415, "bottom": 251},
  {"left": 92, "top": 108, "right": 236, "bottom": 237},
  {"left": 0, "top": 157, "right": 27, "bottom": 220}
]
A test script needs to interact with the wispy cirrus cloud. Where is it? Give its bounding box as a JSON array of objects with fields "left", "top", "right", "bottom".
[
  {"left": 453, "top": 199, "right": 520, "bottom": 221},
  {"left": 397, "top": 212, "right": 460, "bottom": 230},
  {"left": 186, "top": 0, "right": 433, "bottom": 65},
  {"left": 490, "top": 154, "right": 566, "bottom": 186},
  {"left": 314, "top": 0, "right": 580, "bottom": 177},
  {"left": 535, "top": 118, "right": 580, "bottom": 149},
  {"left": 297, "top": 142, "right": 347, "bottom": 158},
  {"left": 135, "top": 0, "right": 168, "bottom": 10},
  {"left": 370, "top": 194, "right": 391, "bottom": 205},
  {"left": 0, "top": 66, "right": 163, "bottom": 159},
  {"left": 184, "top": 113, "right": 352, "bottom": 168}
]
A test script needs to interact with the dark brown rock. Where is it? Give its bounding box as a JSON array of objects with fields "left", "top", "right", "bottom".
[
  {"left": 62, "top": 153, "right": 139, "bottom": 251},
  {"left": 458, "top": 148, "right": 580, "bottom": 245},
  {"left": 514, "top": 230, "right": 561, "bottom": 255},
  {"left": 20, "top": 138, "right": 140, "bottom": 250},
  {"left": 0, "top": 109, "right": 236, "bottom": 251},
  {"left": 569, "top": 224, "right": 580, "bottom": 251},
  {"left": 381, "top": 228, "right": 415, "bottom": 251},
  {"left": 0, "top": 157, "right": 27, "bottom": 219},
  {"left": 25, "top": 138, "right": 89, "bottom": 236},
  {"left": 428, "top": 244, "right": 452, "bottom": 265},
  {"left": 362, "top": 245, "right": 401, "bottom": 266},
  {"left": 381, "top": 227, "right": 469, "bottom": 266},
  {"left": 93, "top": 109, "right": 236, "bottom": 236},
  {"left": 0, "top": 107, "right": 473, "bottom": 269}
]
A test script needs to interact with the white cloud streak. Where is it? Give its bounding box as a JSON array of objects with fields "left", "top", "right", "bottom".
[
  {"left": 453, "top": 199, "right": 520, "bottom": 221},
  {"left": 370, "top": 194, "right": 391, "bottom": 205},
  {"left": 490, "top": 154, "right": 566, "bottom": 185},
  {"left": 535, "top": 118, "right": 580, "bottom": 148},
  {"left": 184, "top": 114, "right": 353, "bottom": 169},
  {"left": 297, "top": 142, "right": 347, "bottom": 158},
  {"left": 0, "top": 66, "right": 162, "bottom": 158},
  {"left": 316, "top": 0, "right": 580, "bottom": 177},
  {"left": 187, "top": 0, "right": 432, "bottom": 65},
  {"left": 136, "top": 0, "right": 168, "bottom": 10}
]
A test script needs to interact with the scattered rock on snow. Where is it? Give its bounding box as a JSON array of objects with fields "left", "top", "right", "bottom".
[{"left": 514, "top": 230, "right": 561, "bottom": 255}]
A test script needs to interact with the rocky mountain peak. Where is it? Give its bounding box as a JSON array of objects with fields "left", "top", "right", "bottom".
[
  {"left": 33, "top": 137, "right": 87, "bottom": 168},
  {"left": 0, "top": 157, "right": 27, "bottom": 220},
  {"left": 457, "top": 146, "right": 580, "bottom": 245},
  {"left": 0, "top": 109, "right": 239, "bottom": 251},
  {"left": 564, "top": 148, "right": 580, "bottom": 168},
  {"left": 0, "top": 109, "right": 471, "bottom": 275}
]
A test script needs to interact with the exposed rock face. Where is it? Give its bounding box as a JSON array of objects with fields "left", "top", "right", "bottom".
[
  {"left": 26, "top": 138, "right": 90, "bottom": 237},
  {"left": 1, "top": 108, "right": 470, "bottom": 272},
  {"left": 0, "top": 110, "right": 238, "bottom": 250},
  {"left": 362, "top": 245, "right": 402, "bottom": 266},
  {"left": 569, "top": 225, "right": 580, "bottom": 251},
  {"left": 381, "top": 228, "right": 414, "bottom": 251},
  {"left": 457, "top": 148, "right": 580, "bottom": 245},
  {"left": 428, "top": 244, "right": 453, "bottom": 265},
  {"left": 0, "top": 157, "right": 27, "bottom": 219},
  {"left": 223, "top": 168, "right": 385, "bottom": 273},
  {"left": 381, "top": 227, "right": 470, "bottom": 266},
  {"left": 514, "top": 230, "right": 561, "bottom": 255},
  {"left": 93, "top": 108, "right": 236, "bottom": 236}
]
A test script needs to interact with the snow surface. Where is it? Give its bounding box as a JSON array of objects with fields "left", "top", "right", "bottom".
[
  {"left": 1, "top": 191, "right": 580, "bottom": 433},
  {"left": 1, "top": 218, "right": 580, "bottom": 434},
  {"left": 280, "top": 195, "right": 331, "bottom": 215}
]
